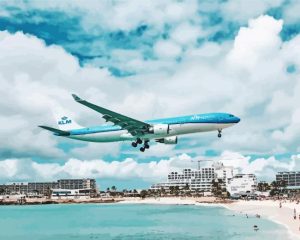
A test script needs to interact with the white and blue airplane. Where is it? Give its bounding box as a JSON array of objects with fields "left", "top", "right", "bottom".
[{"left": 39, "top": 94, "right": 240, "bottom": 152}]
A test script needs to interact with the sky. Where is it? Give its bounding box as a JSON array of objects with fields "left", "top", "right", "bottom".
[{"left": 0, "top": 0, "right": 300, "bottom": 190}]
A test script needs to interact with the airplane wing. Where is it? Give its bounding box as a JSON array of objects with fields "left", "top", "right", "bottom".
[{"left": 72, "top": 94, "right": 151, "bottom": 136}]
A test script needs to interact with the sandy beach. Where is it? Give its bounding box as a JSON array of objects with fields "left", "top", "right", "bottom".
[
  {"left": 226, "top": 200, "right": 300, "bottom": 240},
  {"left": 121, "top": 197, "right": 300, "bottom": 239}
]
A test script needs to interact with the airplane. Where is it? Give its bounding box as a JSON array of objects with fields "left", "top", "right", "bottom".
[{"left": 39, "top": 94, "right": 240, "bottom": 152}]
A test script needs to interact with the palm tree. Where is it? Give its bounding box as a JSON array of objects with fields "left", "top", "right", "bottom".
[
  {"left": 156, "top": 189, "right": 161, "bottom": 197},
  {"left": 257, "top": 182, "right": 264, "bottom": 192},
  {"left": 182, "top": 183, "right": 190, "bottom": 196},
  {"left": 278, "top": 180, "right": 287, "bottom": 194},
  {"left": 140, "top": 190, "right": 148, "bottom": 199},
  {"left": 122, "top": 189, "right": 128, "bottom": 197},
  {"left": 169, "top": 186, "right": 175, "bottom": 195},
  {"left": 160, "top": 187, "right": 166, "bottom": 197},
  {"left": 257, "top": 182, "right": 271, "bottom": 192},
  {"left": 0, "top": 188, "right": 5, "bottom": 195},
  {"left": 46, "top": 186, "right": 52, "bottom": 199},
  {"left": 174, "top": 186, "right": 180, "bottom": 196},
  {"left": 270, "top": 181, "right": 280, "bottom": 196},
  {"left": 212, "top": 179, "right": 223, "bottom": 197}
]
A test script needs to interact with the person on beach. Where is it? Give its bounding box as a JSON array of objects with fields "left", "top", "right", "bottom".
[
  {"left": 294, "top": 208, "right": 297, "bottom": 220},
  {"left": 279, "top": 202, "right": 282, "bottom": 208}
]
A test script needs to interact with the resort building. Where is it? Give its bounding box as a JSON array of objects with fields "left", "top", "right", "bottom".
[
  {"left": 151, "top": 167, "right": 215, "bottom": 193},
  {"left": 213, "top": 162, "right": 238, "bottom": 188},
  {"left": 58, "top": 179, "right": 96, "bottom": 190},
  {"left": 227, "top": 174, "right": 257, "bottom": 195},
  {"left": 0, "top": 178, "right": 98, "bottom": 196},
  {"left": 276, "top": 172, "right": 300, "bottom": 189},
  {"left": 150, "top": 161, "right": 239, "bottom": 194}
]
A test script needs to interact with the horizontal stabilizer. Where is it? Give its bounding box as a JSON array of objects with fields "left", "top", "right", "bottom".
[{"left": 39, "top": 126, "right": 70, "bottom": 136}]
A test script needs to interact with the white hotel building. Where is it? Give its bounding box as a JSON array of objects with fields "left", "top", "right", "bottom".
[
  {"left": 227, "top": 174, "right": 257, "bottom": 195},
  {"left": 150, "top": 162, "right": 241, "bottom": 194},
  {"left": 151, "top": 167, "right": 215, "bottom": 193}
]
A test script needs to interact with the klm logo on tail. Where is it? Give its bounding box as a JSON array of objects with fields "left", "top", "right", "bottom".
[{"left": 58, "top": 116, "right": 72, "bottom": 125}]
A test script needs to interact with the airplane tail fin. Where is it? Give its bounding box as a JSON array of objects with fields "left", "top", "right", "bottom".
[{"left": 55, "top": 114, "right": 83, "bottom": 131}]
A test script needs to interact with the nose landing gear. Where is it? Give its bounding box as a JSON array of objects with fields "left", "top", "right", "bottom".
[{"left": 218, "top": 129, "right": 222, "bottom": 138}]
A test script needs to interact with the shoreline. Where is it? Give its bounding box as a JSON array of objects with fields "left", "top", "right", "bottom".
[{"left": 0, "top": 197, "right": 122, "bottom": 205}]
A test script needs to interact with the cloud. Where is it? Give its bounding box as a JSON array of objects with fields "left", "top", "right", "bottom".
[
  {"left": 154, "top": 40, "right": 182, "bottom": 59},
  {"left": 0, "top": 0, "right": 300, "bottom": 187},
  {"left": 0, "top": 30, "right": 119, "bottom": 159},
  {"left": 1, "top": 152, "right": 299, "bottom": 185},
  {"left": 1, "top": 13, "right": 300, "bottom": 161},
  {"left": 217, "top": 151, "right": 299, "bottom": 181},
  {"left": 0, "top": 154, "right": 193, "bottom": 183},
  {"left": 227, "top": 15, "right": 283, "bottom": 70},
  {"left": 220, "top": 0, "right": 284, "bottom": 24},
  {"left": 170, "top": 22, "right": 203, "bottom": 45}
]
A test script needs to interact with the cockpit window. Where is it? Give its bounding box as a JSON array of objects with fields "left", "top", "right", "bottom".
[{"left": 229, "top": 114, "right": 234, "bottom": 117}]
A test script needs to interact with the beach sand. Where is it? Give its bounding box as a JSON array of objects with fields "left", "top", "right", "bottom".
[
  {"left": 120, "top": 197, "right": 300, "bottom": 239},
  {"left": 225, "top": 200, "right": 300, "bottom": 240}
]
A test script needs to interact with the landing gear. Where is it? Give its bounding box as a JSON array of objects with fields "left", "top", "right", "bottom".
[
  {"left": 139, "top": 140, "right": 150, "bottom": 152},
  {"left": 144, "top": 140, "right": 150, "bottom": 149},
  {"left": 140, "top": 147, "right": 145, "bottom": 152},
  {"left": 218, "top": 129, "right": 222, "bottom": 138},
  {"left": 132, "top": 138, "right": 142, "bottom": 148}
]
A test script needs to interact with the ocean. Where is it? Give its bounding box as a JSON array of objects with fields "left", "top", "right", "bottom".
[{"left": 0, "top": 203, "right": 288, "bottom": 240}]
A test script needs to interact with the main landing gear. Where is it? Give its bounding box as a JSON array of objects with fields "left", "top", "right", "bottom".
[
  {"left": 131, "top": 138, "right": 142, "bottom": 147},
  {"left": 140, "top": 140, "right": 150, "bottom": 152},
  {"left": 131, "top": 138, "right": 150, "bottom": 152},
  {"left": 218, "top": 129, "right": 222, "bottom": 138}
]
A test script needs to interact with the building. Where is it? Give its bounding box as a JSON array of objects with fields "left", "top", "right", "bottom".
[
  {"left": 276, "top": 172, "right": 300, "bottom": 189},
  {"left": 227, "top": 174, "right": 257, "bottom": 195},
  {"left": 151, "top": 167, "right": 216, "bottom": 193},
  {"left": 51, "top": 188, "right": 93, "bottom": 197},
  {"left": 58, "top": 178, "right": 96, "bottom": 190},
  {"left": 213, "top": 162, "right": 237, "bottom": 188},
  {"left": 0, "top": 178, "right": 97, "bottom": 196},
  {"left": 28, "top": 182, "right": 59, "bottom": 195},
  {"left": 0, "top": 182, "right": 31, "bottom": 195},
  {"left": 150, "top": 161, "right": 239, "bottom": 194}
]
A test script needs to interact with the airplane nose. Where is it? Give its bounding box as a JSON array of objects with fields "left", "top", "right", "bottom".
[{"left": 235, "top": 117, "right": 241, "bottom": 123}]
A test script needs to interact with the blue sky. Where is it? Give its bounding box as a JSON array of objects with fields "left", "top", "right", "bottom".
[{"left": 1, "top": 0, "right": 300, "bottom": 189}]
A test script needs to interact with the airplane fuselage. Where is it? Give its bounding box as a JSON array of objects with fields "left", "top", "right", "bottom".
[{"left": 66, "top": 112, "right": 240, "bottom": 142}]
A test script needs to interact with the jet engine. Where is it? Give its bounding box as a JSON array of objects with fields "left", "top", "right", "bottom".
[
  {"left": 150, "top": 124, "right": 170, "bottom": 135},
  {"left": 156, "top": 136, "right": 178, "bottom": 144}
]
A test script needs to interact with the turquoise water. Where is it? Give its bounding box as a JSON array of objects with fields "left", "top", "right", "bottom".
[{"left": 0, "top": 203, "right": 288, "bottom": 240}]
